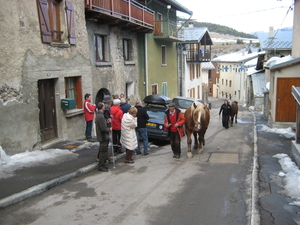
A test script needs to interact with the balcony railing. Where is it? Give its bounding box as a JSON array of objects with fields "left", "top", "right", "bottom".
[
  {"left": 186, "top": 50, "right": 211, "bottom": 62},
  {"left": 85, "top": 0, "right": 154, "bottom": 31},
  {"left": 154, "top": 20, "right": 184, "bottom": 41}
]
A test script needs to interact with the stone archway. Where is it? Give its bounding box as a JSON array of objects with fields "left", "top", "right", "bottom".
[{"left": 95, "top": 88, "right": 111, "bottom": 106}]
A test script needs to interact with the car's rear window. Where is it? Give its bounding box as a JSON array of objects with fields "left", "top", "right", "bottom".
[
  {"left": 146, "top": 109, "right": 165, "bottom": 120},
  {"left": 174, "top": 99, "right": 193, "bottom": 109}
]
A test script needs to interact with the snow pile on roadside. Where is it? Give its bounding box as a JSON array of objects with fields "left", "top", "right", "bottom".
[
  {"left": 273, "top": 154, "right": 300, "bottom": 206},
  {"left": 260, "top": 125, "right": 295, "bottom": 139},
  {"left": 0, "top": 146, "right": 78, "bottom": 179}
]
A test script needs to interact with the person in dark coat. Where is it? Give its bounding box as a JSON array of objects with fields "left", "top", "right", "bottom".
[
  {"left": 95, "top": 102, "right": 112, "bottom": 172},
  {"left": 219, "top": 100, "right": 232, "bottom": 129},
  {"left": 135, "top": 100, "right": 150, "bottom": 155},
  {"left": 102, "top": 95, "right": 113, "bottom": 128},
  {"left": 120, "top": 98, "right": 131, "bottom": 114}
]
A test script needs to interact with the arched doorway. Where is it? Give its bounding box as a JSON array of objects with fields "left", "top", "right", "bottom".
[{"left": 95, "top": 88, "right": 111, "bottom": 106}]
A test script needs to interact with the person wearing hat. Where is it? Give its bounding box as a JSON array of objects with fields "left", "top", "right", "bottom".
[
  {"left": 84, "top": 93, "right": 96, "bottom": 142},
  {"left": 110, "top": 98, "right": 124, "bottom": 154},
  {"left": 102, "top": 95, "right": 113, "bottom": 128},
  {"left": 95, "top": 102, "right": 112, "bottom": 172},
  {"left": 219, "top": 99, "right": 232, "bottom": 129},
  {"left": 164, "top": 102, "right": 185, "bottom": 158}
]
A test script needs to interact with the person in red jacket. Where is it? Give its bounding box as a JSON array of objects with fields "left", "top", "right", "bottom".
[
  {"left": 110, "top": 98, "right": 124, "bottom": 154},
  {"left": 84, "top": 93, "right": 96, "bottom": 142},
  {"left": 164, "top": 102, "right": 186, "bottom": 158}
]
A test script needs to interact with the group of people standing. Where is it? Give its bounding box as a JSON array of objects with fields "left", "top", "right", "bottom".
[{"left": 83, "top": 93, "right": 150, "bottom": 172}]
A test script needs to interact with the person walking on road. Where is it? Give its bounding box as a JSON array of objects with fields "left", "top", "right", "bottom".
[
  {"left": 164, "top": 102, "right": 186, "bottom": 158},
  {"left": 135, "top": 100, "right": 150, "bottom": 155},
  {"left": 84, "top": 93, "right": 96, "bottom": 142},
  {"left": 95, "top": 102, "right": 112, "bottom": 172},
  {"left": 121, "top": 107, "right": 138, "bottom": 163},
  {"left": 219, "top": 100, "right": 232, "bottom": 129}
]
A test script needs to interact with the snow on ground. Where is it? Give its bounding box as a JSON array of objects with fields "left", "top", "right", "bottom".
[
  {"left": 0, "top": 147, "right": 78, "bottom": 179},
  {"left": 260, "top": 125, "right": 300, "bottom": 206},
  {"left": 0, "top": 125, "right": 299, "bottom": 205},
  {"left": 273, "top": 154, "right": 300, "bottom": 206},
  {"left": 260, "top": 124, "right": 295, "bottom": 138}
]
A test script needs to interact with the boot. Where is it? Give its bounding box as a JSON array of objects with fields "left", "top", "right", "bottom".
[{"left": 124, "top": 150, "right": 134, "bottom": 163}]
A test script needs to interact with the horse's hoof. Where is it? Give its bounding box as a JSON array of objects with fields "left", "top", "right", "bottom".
[
  {"left": 187, "top": 152, "right": 193, "bottom": 158},
  {"left": 196, "top": 149, "right": 203, "bottom": 154}
]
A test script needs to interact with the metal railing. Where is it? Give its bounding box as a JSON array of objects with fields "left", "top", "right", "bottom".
[{"left": 186, "top": 50, "right": 211, "bottom": 62}]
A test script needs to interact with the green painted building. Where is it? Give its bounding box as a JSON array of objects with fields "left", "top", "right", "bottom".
[{"left": 137, "top": 0, "right": 192, "bottom": 101}]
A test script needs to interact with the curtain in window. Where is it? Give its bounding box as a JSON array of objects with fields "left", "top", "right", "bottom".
[{"left": 97, "top": 36, "right": 103, "bottom": 61}]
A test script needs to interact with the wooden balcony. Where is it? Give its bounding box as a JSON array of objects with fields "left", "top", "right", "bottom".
[
  {"left": 85, "top": 0, "right": 154, "bottom": 33},
  {"left": 186, "top": 50, "right": 211, "bottom": 62},
  {"left": 154, "top": 20, "right": 184, "bottom": 42}
]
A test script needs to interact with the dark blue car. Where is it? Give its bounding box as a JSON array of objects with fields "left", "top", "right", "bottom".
[{"left": 143, "top": 94, "right": 171, "bottom": 141}]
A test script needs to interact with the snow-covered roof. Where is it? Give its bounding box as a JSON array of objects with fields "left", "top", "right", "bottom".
[
  {"left": 265, "top": 56, "right": 300, "bottom": 70},
  {"left": 212, "top": 50, "right": 260, "bottom": 63},
  {"left": 201, "top": 61, "right": 215, "bottom": 70},
  {"left": 255, "top": 28, "right": 292, "bottom": 50},
  {"left": 179, "top": 27, "right": 213, "bottom": 45}
]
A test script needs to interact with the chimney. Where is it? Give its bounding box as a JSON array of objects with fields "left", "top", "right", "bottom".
[
  {"left": 188, "top": 21, "right": 194, "bottom": 29},
  {"left": 269, "top": 26, "right": 274, "bottom": 39}
]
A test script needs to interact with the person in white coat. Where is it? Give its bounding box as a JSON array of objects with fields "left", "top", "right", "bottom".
[{"left": 121, "top": 106, "right": 138, "bottom": 163}]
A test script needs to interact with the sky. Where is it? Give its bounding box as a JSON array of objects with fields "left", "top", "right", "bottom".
[
  {"left": 1, "top": 125, "right": 300, "bottom": 205},
  {"left": 176, "top": 0, "right": 294, "bottom": 34}
]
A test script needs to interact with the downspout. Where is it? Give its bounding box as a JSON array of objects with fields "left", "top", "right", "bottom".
[{"left": 145, "top": 33, "right": 149, "bottom": 95}]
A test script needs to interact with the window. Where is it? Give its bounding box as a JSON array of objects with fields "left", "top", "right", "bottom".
[
  {"left": 226, "top": 80, "right": 228, "bottom": 86},
  {"left": 65, "top": 76, "right": 82, "bottom": 109},
  {"left": 152, "top": 84, "right": 158, "bottom": 94},
  {"left": 161, "top": 45, "right": 166, "bottom": 65},
  {"left": 162, "top": 82, "right": 167, "bottom": 96},
  {"left": 229, "top": 80, "right": 232, "bottom": 87},
  {"left": 123, "top": 39, "right": 132, "bottom": 61},
  {"left": 95, "top": 35, "right": 105, "bottom": 61},
  {"left": 37, "top": 0, "right": 76, "bottom": 45}
]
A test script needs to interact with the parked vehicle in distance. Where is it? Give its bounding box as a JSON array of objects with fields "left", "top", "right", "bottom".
[
  {"left": 143, "top": 94, "right": 171, "bottom": 141},
  {"left": 172, "top": 96, "right": 204, "bottom": 114}
]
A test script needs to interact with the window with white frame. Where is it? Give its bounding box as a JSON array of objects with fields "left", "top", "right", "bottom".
[{"left": 162, "top": 82, "right": 167, "bottom": 96}]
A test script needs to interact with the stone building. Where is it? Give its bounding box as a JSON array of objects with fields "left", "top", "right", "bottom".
[{"left": 0, "top": 0, "right": 154, "bottom": 154}]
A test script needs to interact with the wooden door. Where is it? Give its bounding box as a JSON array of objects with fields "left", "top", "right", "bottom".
[
  {"left": 38, "top": 79, "right": 58, "bottom": 142},
  {"left": 276, "top": 78, "right": 300, "bottom": 122}
]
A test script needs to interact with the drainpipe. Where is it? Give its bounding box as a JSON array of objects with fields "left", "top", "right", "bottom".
[{"left": 145, "top": 34, "right": 148, "bottom": 95}]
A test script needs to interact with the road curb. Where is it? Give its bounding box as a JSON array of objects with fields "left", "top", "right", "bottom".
[
  {"left": 0, "top": 153, "right": 125, "bottom": 209},
  {"left": 250, "top": 109, "right": 260, "bottom": 225}
]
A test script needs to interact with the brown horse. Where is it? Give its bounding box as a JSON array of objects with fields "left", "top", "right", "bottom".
[
  {"left": 230, "top": 101, "right": 238, "bottom": 126},
  {"left": 184, "top": 102, "right": 210, "bottom": 158}
]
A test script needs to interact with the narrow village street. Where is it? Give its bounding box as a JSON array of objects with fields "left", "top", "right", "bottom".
[{"left": 0, "top": 98, "right": 257, "bottom": 225}]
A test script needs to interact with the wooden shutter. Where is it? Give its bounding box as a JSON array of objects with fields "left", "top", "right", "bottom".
[
  {"left": 75, "top": 77, "right": 82, "bottom": 108},
  {"left": 66, "top": 0, "right": 76, "bottom": 45},
  {"left": 37, "top": 0, "right": 52, "bottom": 43}
]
